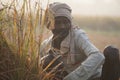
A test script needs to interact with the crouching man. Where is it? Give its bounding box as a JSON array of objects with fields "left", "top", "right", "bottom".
[{"left": 40, "top": 2, "right": 105, "bottom": 80}]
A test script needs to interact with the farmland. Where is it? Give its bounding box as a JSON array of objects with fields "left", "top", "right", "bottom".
[{"left": 73, "top": 16, "right": 120, "bottom": 51}]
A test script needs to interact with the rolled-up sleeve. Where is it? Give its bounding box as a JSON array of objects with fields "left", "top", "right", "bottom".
[{"left": 64, "top": 30, "right": 105, "bottom": 80}]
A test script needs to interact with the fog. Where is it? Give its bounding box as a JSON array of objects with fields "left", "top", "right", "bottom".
[{"left": 1, "top": 0, "right": 120, "bottom": 16}]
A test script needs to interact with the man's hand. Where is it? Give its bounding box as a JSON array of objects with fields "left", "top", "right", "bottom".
[{"left": 40, "top": 49, "right": 68, "bottom": 80}]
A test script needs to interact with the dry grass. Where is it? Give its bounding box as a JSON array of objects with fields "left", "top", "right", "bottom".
[{"left": 0, "top": 0, "right": 55, "bottom": 80}]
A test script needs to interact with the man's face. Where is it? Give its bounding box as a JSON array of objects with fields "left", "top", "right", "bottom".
[
  {"left": 52, "top": 16, "right": 71, "bottom": 37},
  {"left": 51, "top": 16, "right": 71, "bottom": 49}
]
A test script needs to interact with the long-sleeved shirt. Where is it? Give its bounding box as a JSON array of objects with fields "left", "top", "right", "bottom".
[{"left": 40, "top": 27, "right": 105, "bottom": 80}]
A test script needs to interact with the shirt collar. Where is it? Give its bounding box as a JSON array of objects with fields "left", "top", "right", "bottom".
[{"left": 60, "top": 30, "right": 71, "bottom": 54}]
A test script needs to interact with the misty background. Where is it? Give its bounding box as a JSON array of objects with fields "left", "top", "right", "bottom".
[
  {"left": 50, "top": 0, "right": 120, "bottom": 17},
  {"left": 0, "top": 0, "right": 120, "bottom": 50},
  {"left": 1, "top": 0, "right": 120, "bottom": 16}
]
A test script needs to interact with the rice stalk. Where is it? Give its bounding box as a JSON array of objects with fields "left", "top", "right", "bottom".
[{"left": 0, "top": 0, "right": 60, "bottom": 80}]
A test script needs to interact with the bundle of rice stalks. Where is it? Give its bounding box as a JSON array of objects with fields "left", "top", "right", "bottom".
[
  {"left": 0, "top": 33, "right": 17, "bottom": 80},
  {"left": 0, "top": 0, "right": 54, "bottom": 80},
  {"left": 0, "top": 32, "right": 39, "bottom": 80}
]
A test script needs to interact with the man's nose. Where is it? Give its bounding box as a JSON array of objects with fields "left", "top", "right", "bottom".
[{"left": 59, "top": 23, "right": 65, "bottom": 28}]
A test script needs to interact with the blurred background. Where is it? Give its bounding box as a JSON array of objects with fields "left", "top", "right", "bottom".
[{"left": 0, "top": 0, "right": 120, "bottom": 51}]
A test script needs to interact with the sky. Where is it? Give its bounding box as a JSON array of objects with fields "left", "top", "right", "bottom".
[
  {"left": 50, "top": 0, "right": 120, "bottom": 16},
  {"left": 1, "top": 0, "right": 120, "bottom": 16}
]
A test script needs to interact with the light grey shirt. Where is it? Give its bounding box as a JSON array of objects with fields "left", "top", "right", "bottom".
[{"left": 40, "top": 27, "right": 105, "bottom": 80}]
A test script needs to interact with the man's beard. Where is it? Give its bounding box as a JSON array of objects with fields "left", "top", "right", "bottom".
[{"left": 52, "top": 28, "right": 69, "bottom": 49}]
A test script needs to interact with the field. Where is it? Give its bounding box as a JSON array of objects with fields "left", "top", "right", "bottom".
[
  {"left": 73, "top": 16, "right": 120, "bottom": 52},
  {"left": 86, "top": 30, "right": 120, "bottom": 51},
  {"left": 0, "top": 0, "right": 120, "bottom": 79}
]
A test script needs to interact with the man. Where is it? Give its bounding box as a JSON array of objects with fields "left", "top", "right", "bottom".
[{"left": 40, "top": 2, "right": 105, "bottom": 80}]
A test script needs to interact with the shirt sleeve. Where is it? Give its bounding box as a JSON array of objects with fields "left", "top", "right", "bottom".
[{"left": 63, "top": 30, "right": 105, "bottom": 80}]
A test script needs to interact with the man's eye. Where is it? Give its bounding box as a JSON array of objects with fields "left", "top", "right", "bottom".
[
  {"left": 55, "top": 20, "right": 62, "bottom": 24},
  {"left": 55, "top": 23, "right": 61, "bottom": 25}
]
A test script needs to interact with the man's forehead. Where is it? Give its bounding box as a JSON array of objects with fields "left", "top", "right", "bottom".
[{"left": 55, "top": 16, "right": 70, "bottom": 22}]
